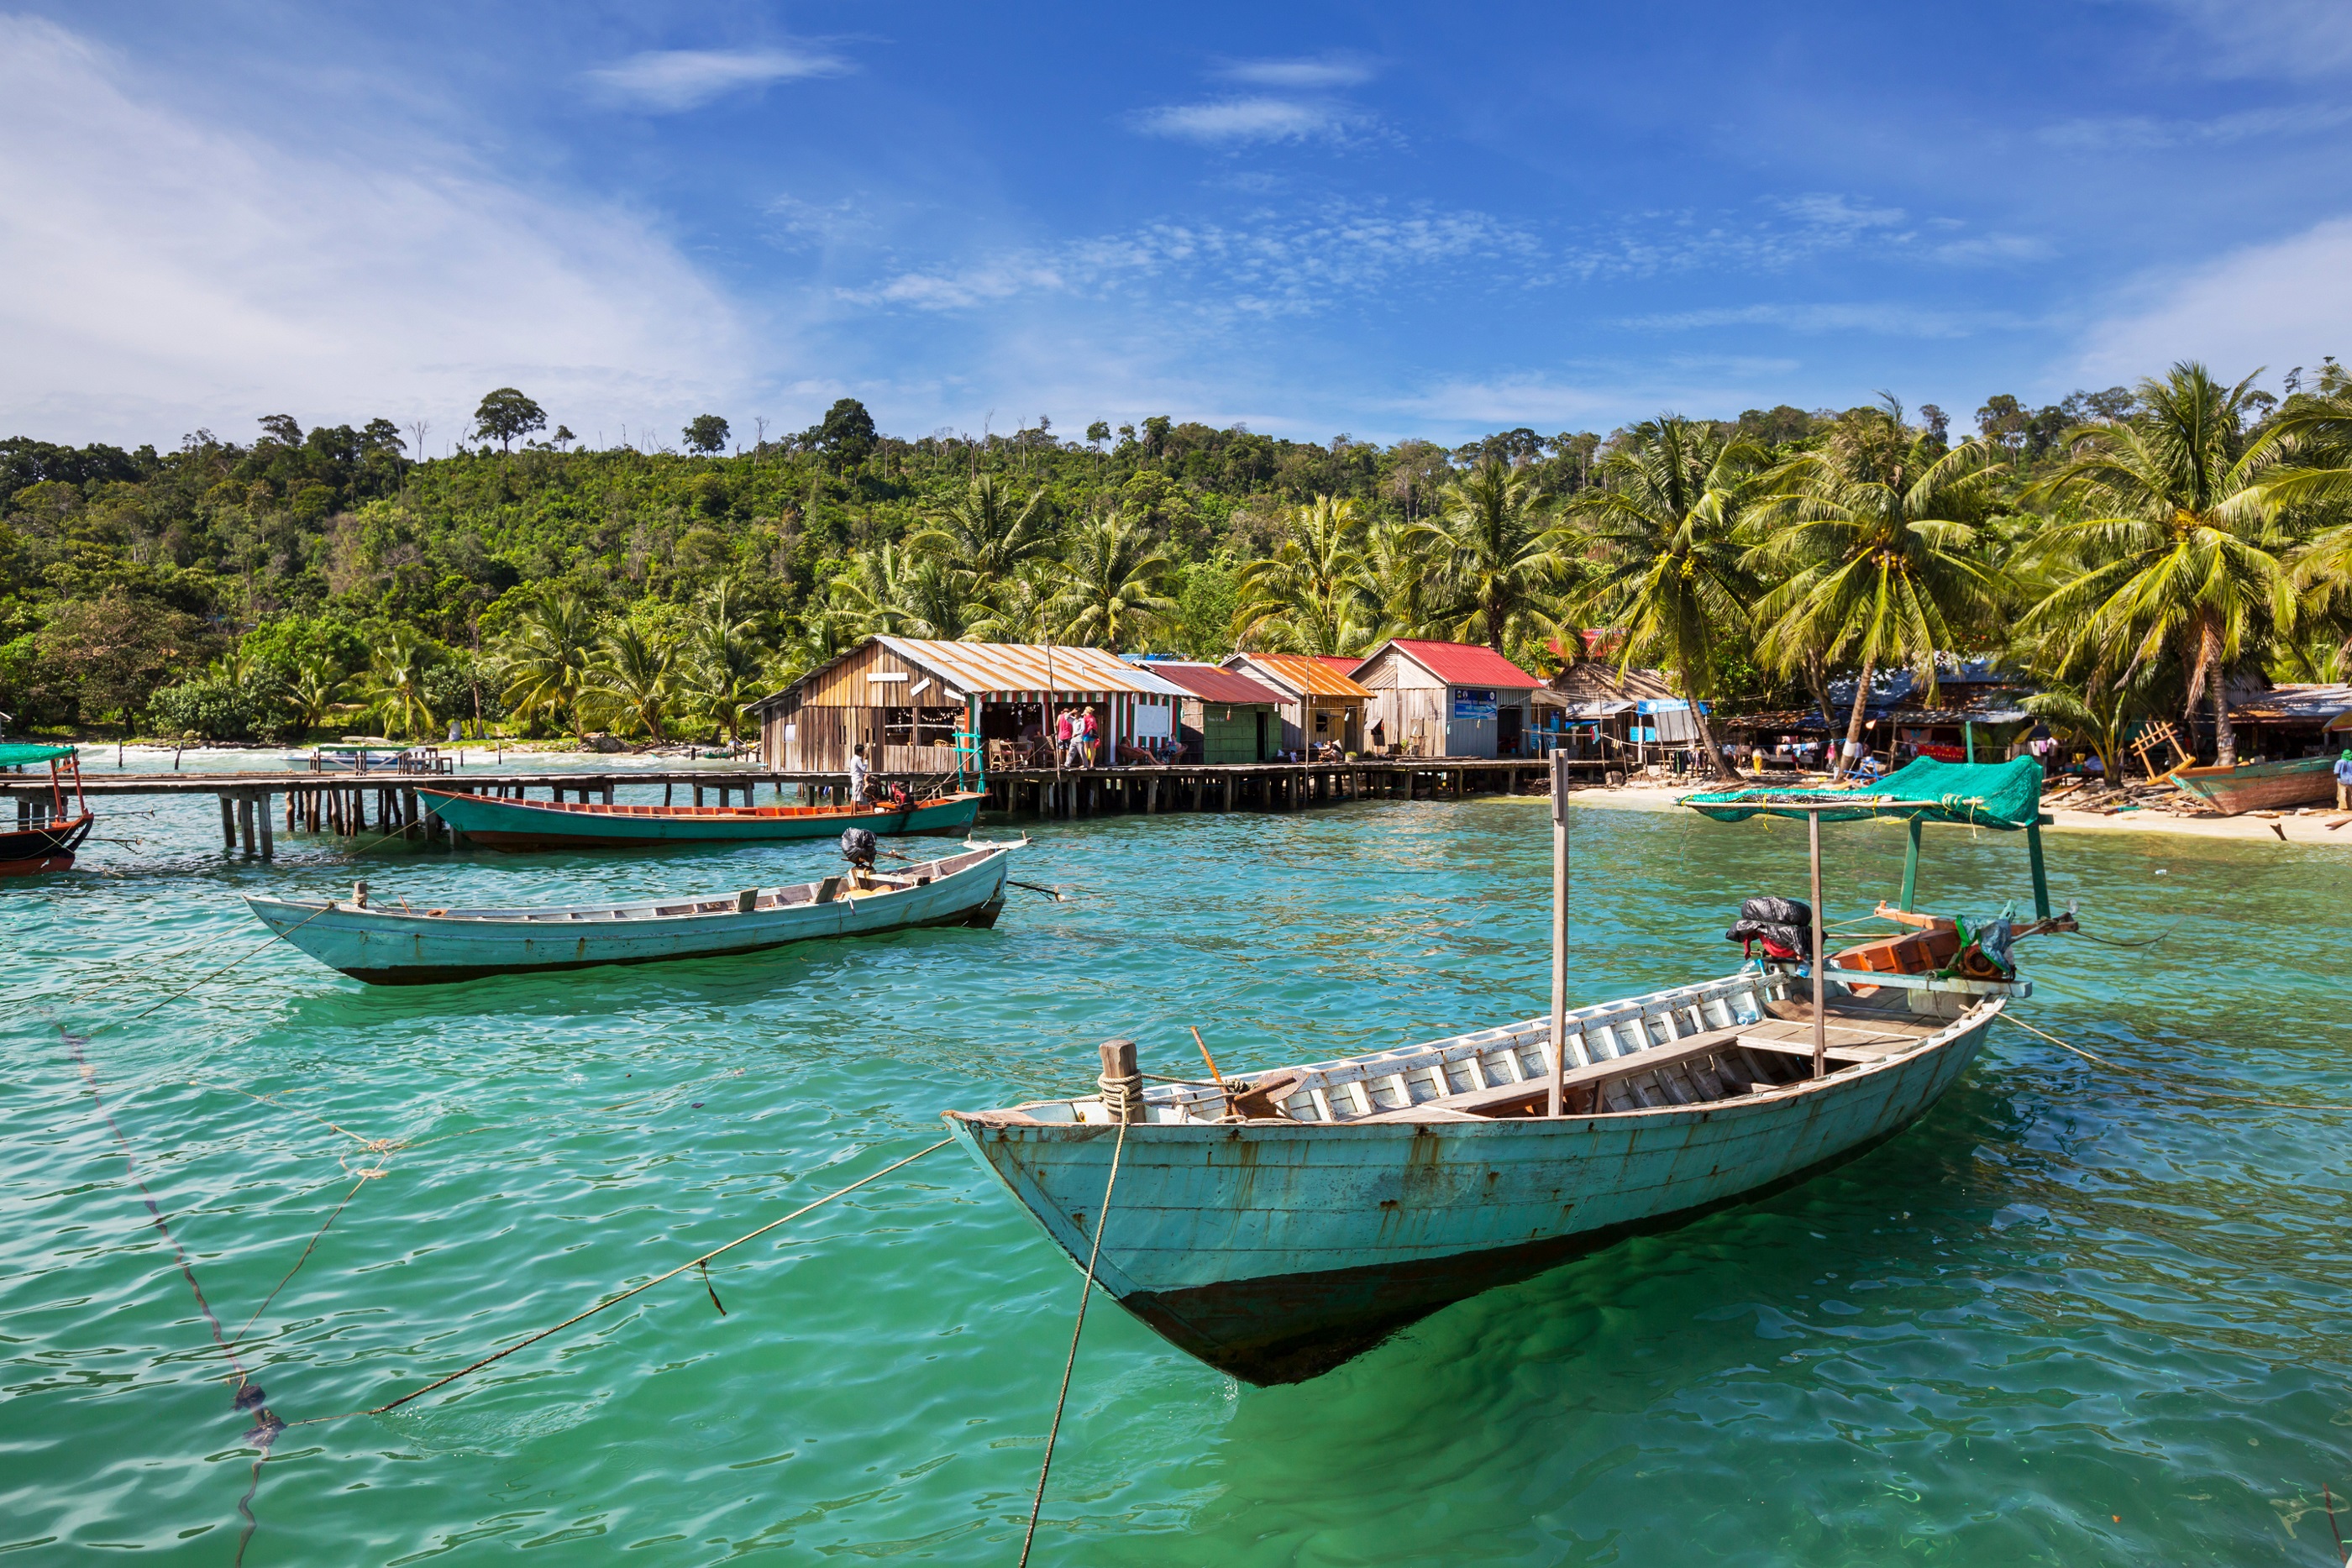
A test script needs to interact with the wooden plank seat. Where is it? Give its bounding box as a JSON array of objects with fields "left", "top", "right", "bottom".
[{"left": 1357, "top": 1025, "right": 1851, "bottom": 1121}]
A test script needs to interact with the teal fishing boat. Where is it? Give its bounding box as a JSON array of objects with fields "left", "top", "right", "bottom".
[
  {"left": 246, "top": 840, "right": 1020, "bottom": 983},
  {"left": 419, "top": 786, "right": 985, "bottom": 849},
  {"left": 949, "top": 756, "right": 2065, "bottom": 1383},
  {"left": 2166, "top": 754, "right": 2335, "bottom": 815}
]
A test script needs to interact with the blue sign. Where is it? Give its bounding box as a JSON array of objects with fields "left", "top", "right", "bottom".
[{"left": 1452, "top": 687, "right": 1497, "bottom": 721}]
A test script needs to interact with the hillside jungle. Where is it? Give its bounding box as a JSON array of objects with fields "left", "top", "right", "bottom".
[{"left": 4, "top": 361, "right": 2350, "bottom": 778}]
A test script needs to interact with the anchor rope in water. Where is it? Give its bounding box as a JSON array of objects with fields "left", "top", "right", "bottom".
[
  {"left": 1999, "top": 1013, "right": 2117, "bottom": 1067},
  {"left": 288, "top": 1135, "right": 955, "bottom": 1426},
  {"left": 1017, "top": 1114, "right": 1129, "bottom": 1568}
]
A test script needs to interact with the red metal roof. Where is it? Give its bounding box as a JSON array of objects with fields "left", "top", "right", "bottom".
[
  {"left": 1369, "top": 638, "right": 1541, "bottom": 689},
  {"left": 1152, "top": 662, "right": 1288, "bottom": 705}
]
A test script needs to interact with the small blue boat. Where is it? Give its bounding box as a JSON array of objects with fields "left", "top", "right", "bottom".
[{"left": 246, "top": 841, "right": 1020, "bottom": 984}]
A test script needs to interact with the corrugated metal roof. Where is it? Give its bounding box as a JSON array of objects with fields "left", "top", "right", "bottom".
[
  {"left": 1227, "top": 652, "right": 1375, "bottom": 699},
  {"left": 2229, "top": 682, "right": 2352, "bottom": 721},
  {"left": 1370, "top": 638, "right": 1541, "bottom": 689},
  {"left": 1152, "top": 662, "right": 1287, "bottom": 705},
  {"left": 873, "top": 637, "right": 1188, "bottom": 700}
]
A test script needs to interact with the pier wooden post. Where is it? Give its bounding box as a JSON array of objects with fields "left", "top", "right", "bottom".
[
  {"left": 1548, "top": 752, "right": 1571, "bottom": 1117},
  {"left": 1899, "top": 817, "right": 1923, "bottom": 911},
  {"left": 1808, "top": 809, "right": 1826, "bottom": 1079},
  {"left": 257, "top": 794, "right": 274, "bottom": 859},
  {"left": 2026, "top": 816, "right": 2051, "bottom": 920},
  {"left": 218, "top": 795, "right": 235, "bottom": 849},
  {"left": 235, "top": 794, "right": 255, "bottom": 857}
]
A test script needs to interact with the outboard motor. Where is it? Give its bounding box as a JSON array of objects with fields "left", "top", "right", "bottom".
[
  {"left": 839, "top": 827, "right": 878, "bottom": 870},
  {"left": 1725, "top": 895, "right": 1813, "bottom": 960}
]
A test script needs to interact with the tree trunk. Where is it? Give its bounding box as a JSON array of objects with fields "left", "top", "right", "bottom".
[
  {"left": 1803, "top": 651, "right": 1836, "bottom": 732},
  {"left": 1681, "top": 659, "right": 1739, "bottom": 781},
  {"left": 2212, "top": 662, "right": 2236, "bottom": 766},
  {"left": 1831, "top": 656, "right": 1876, "bottom": 781}
]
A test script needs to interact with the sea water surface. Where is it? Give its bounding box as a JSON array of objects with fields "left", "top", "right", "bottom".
[{"left": 3, "top": 774, "right": 2349, "bottom": 1565}]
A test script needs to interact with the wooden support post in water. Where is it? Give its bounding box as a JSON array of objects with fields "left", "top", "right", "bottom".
[
  {"left": 218, "top": 795, "right": 235, "bottom": 849},
  {"left": 2026, "top": 817, "right": 2051, "bottom": 920},
  {"left": 236, "top": 794, "right": 255, "bottom": 857},
  {"left": 258, "top": 794, "right": 274, "bottom": 859},
  {"left": 1899, "top": 816, "right": 1923, "bottom": 911},
  {"left": 1808, "top": 809, "right": 1826, "bottom": 1079},
  {"left": 1547, "top": 751, "right": 1571, "bottom": 1117}
]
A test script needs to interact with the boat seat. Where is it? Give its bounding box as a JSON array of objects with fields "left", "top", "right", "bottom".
[{"left": 1357, "top": 1024, "right": 1856, "bottom": 1121}]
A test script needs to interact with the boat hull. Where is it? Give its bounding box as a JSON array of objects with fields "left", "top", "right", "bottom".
[
  {"left": 948, "top": 1004, "right": 1992, "bottom": 1384},
  {"left": 2169, "top": 756, "right": 2334, "bottom": 814},
  {"left": 245, "top": 846, "right": 1011, "bottom": 983},
  {"left": 419, "top": 788, "right": 985, "bottom": 848},
  {"left": 0, "top": 815, "right": 92, "bottom": 877}
]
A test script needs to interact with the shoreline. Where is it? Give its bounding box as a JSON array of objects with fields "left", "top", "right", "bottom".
[{"left": 1546, "top": 779, "right": 2352, "bottom": 846}]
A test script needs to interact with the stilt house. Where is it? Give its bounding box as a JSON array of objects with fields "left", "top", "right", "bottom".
[
  {"left": 1220, "top": 652, "right": 1373, "bottom": 757},
  {"left": 1349, "top": 639, "right": 1542, "bottom": 758},
  {"left": 1151, "top": 663, "right": 1286, "bottom": 763},
  {"left": 748, "top": 637, "right": 1188, "bottom": 773}
]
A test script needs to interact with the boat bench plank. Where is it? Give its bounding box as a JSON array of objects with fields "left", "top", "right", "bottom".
[{"left": 1357, "top": 1025, "right": 1767, "bottom": 1121}]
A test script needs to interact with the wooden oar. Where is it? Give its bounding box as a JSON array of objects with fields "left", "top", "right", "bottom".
[{"left": 876, "top": 845, "right": 1068, "bottom": 900}]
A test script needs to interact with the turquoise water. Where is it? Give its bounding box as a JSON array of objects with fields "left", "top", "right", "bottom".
[{"left": 5, "top": 775, "right": 2349, "bottom": 1565}]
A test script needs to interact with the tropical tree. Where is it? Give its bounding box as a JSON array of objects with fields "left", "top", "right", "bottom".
[
  {"left": 1051, "top": 512, "right": 1176, "bottom": 653},
  {"left": 582, "top": 622, "right": 678, "bottom": 740},
  {"left": 1421, "top": 457, "right": 1570, "bottom": 654},
  {"left": 357, "top": 628, "right": 438, "bottom": 740},
  {"left": 2020, "top": 676, "right": 2156, "bottom": 785},
  {"left": 2250, "top": 375, "right": 2352, "bottom": 679},
  {"left": 497, "top": 594, "right": 599, "bottom": 742},
  {"left": 681, "top": 581, "right": 772, "bottom": 741},
  {"left": 1362, "top": 518, "right": 1456, "bottom": 642},
  {"left": 911, "top": 474, "right": 1055, "bottom": 583},
  {"left": 829, "top": 543, "right": 980, "bottom": 640},
  {"left": 1231, "top": 495, "right": 1377, "bottom": 655},
  {"left": 1572, "top": 418, "right": 1761, "bottom": 779},
  {"left": 280, "top": 655, "right": 352, "bottom": 738},
  {"left": 2020, "top": 364, "right": 2297, "bottom": 764},
  {"left": 967, "top": 563, "right": 1061, "bottom": 645},
  {"left": 1751, "top": 404, "right": 2007, "bottom": 779},
  {"left": 471, "top": 387, "right": 545, "bottom": 452}
]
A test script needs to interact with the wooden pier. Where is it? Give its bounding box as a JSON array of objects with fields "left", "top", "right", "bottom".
[{"left": 1, "top": 758, "right": 1611, "bottom": 859}]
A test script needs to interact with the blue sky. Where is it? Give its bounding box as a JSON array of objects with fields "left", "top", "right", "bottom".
[{"left": 6, "top": 1, "right": 2352, "bottom": 451}]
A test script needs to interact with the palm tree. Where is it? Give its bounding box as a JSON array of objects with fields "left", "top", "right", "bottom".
[
  {"left": 1751, "top": 405, "right": 2006, "bottom": 779},
  {"left": 1422, "top": 457, "right": 1570, "bottom": 653},
  {"left": 583, "top": 622, "right": 678, "bottom": 741},
  {"left": 1572, "top": 418, "right": 1761, "bottom": 779},
  {"left": 1231, "top": 495, "right": 1377, "bottom": 655},
  {"left": 681, "top": 581, "right": 771, "bottom": 741},
  {"left": 967, "top": 562, "right": 1059, "bottom": 644},
  {"left": 2020, "top": 364, "right": 2297, "bottom": 764},
  {"left": 1363, "top": 517, "right": 1457, "bottom": 642},
  {"left": 497, "top": 594, "right": 599, "bottom": 742},
  {"left": 829, "top": 542, "right": 980, "bottom": 641},
  {"left": 279, "top": 655, "right": 351, "bottom": 739},
  {"left": 911, "top": 474, "right": 1054, "bottom": 581},
  {"left": 1051, "top": 512, "right": 1176, "bottom": 653},
  {"left": 2249, "top": 379, "right": 2352, "bottom": 680},
  {"left": 357, "top": 628, "right": 437, "bottom": 740},
  {"left": 2020, "top": 677, "right": 2155, "bottom": 785}
]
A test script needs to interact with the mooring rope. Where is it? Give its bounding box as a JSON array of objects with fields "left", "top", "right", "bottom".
[
  {"left": 1017, "top": 1115, "right": 1129, "bottom": 1568},
  {"left": 2000, "top": 1013, "right": 2117, "bottom": 1067},
  {"left": 288, "top": 1136, "right": 954, "bottom": 1426}
]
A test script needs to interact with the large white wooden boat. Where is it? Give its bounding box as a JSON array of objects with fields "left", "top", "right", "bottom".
[{"left": 949, "top": 755, "right": 2062, "bottom": 1384}]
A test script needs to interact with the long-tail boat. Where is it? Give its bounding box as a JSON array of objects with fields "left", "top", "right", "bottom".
[
  {"left": 2166, "top": 754, "right": 2335, "bottom": 815},
  {"left": 0, "top": 742, "right": 94, "bottom": 876},
  {"left": 244, "top": 840, "right": 1021, "bottom": 983},
  {"left": 948, "top": 755, "right": 2065, "bottom": 1384},
  {"left": 418, "top": 784, "right": 986, "bottom": 849}
]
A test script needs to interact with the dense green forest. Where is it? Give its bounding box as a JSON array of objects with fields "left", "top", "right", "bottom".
[{"left": 5, "top": 361, "right": 2349, "bottom": 779}]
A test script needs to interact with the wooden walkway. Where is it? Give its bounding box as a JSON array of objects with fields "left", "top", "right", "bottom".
[{"left": 1, "top": 757, "right": 1609, "bottom": 859}]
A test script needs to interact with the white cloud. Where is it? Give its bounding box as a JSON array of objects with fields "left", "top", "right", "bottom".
[
  {"left": 842, "top": 202, "right": 1541, "bottom": 317},
  {"left": 1131, "top": 95, "right": 1362, "bottom": 144},
  {"left": 0, "top": 17, "right": 747, "bottom": 447},
  {"left": 2076, "top": 216, "right": 2352, "bottom": 382},
  {"left": 1618, "top": 302, "right": 2029, "bottom": 338},
  {"left": 2038, "top": 102, "right": 2352, "bottom": 153},
  {"left": 585, "top": 46, "right": 847, "bottom": 113},
  {"left": 2144, "top": 0, "right": 2352, "bottom": 80},
  {"left": 1215, "top": 55, "right": 1375, "bottom": 89}
]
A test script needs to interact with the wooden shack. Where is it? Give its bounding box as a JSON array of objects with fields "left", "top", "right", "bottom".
[
  {"left": 747, "top": 637, "right": 1188, "bottom": 774},
  {"left": 1221, "top": 652, "right": 1373, "bottom": 758},
  {"left": 1351, "top": 639, "right": 1542, "bottom": 758},
  {"left": 1152, "top": 663, "right": 1285, "bottom": 763}
]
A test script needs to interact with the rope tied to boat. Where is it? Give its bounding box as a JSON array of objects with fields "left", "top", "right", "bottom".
[
  {"left": 1018, "top": 1094, "right": 1131, "bottom": 1566},
  {"left": 1095, "top": 1039, "right": 1147, "bottom": 1125}
]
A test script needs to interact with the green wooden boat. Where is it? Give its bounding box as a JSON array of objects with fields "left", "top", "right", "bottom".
[{"left": 419, "top": 787, "right": 985, "bottom": 849}]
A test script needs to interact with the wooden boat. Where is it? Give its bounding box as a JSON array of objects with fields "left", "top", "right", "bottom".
[
  {"left": 244, "top": 841, "right": 1021, "bottom": 984},
  {"left": 418, "top": 785, "right": 986, "bottom": 849},
  {"left": 0, "top": 743, "right": 94, "bottom": 876},
  {"left": 948, "top": 754, "right": 2061, "bottom": 1384},
  {"left": 2167, "top": 755, "right": 2335, "bottom": 815}
]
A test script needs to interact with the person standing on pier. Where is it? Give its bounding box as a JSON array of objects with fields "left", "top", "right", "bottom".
[
  {"left": 2335, "top": 747, "right": 2352, "bottom": 810},
  {"left": 1080, "top": 705, "right": 1100, "bottom": 767},
  {"left": 849, "top": 742, "right": 873, "bottom": 805},
  {"left": 1055, "top": 708, "right": 1077, "bottom": 767}
]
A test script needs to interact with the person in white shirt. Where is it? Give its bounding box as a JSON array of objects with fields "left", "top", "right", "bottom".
[{"left": 848, "top": 743, "right": 873, "bottom": 805}]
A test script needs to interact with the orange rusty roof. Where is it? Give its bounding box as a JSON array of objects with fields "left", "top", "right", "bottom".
[{"left": 1227, "top": 652, "right": 1374, "bottom": 700}]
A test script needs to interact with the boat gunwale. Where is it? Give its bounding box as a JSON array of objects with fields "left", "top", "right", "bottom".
[
  {"left": 416, "top": 785, "right": 990, "bottom": 823},
  {"left": 244, "top": 842, "right": 1018, "bottom": 929}
]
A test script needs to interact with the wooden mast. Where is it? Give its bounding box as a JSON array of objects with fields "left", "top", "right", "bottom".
[
  {"left": 1807, "top": 808, "right": 1826, "bottom": 1078},
  {"left": 1548, "top": 749, "right": 1571, "bottom": 1116}
]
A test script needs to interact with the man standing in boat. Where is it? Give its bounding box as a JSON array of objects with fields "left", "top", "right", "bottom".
[{"left": 849, "top": 742, "right": 874, "bottom": 805}]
